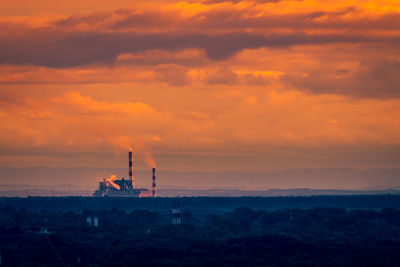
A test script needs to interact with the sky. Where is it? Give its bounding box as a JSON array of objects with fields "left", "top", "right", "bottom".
[{"left": 0, "top": 0, "right": 399, "bottom": 176}]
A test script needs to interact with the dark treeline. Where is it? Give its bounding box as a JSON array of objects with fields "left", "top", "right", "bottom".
[
  {"left": 1, "top": 203, "right": 400, "bottom": 266},
  {"left": 1, "top": 195, "right": 400, "bottom": 211}
]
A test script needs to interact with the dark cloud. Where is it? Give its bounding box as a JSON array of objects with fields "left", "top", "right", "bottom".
[
  {"left": 55, "top": 12, "right": 111, "bottom": 27},
  {"left": 188, "top": 7, "right": 400, "bottom": 32},
  {"left": 0, "top": 6, "right": 399, "bottom": 98},
  {"left": 105, "top": 7, "right": 400, "bottom": 32},
  {"left": 206, "top": 66, "right": 238, "bottom": 85},
  {"left": 242, "top": 73, "right": 272, "bottom": 86},
  {"left": 116, "top": 50, "right": 211, "bottom": 67},
  {"left": 154, "top": 64, "right": 190, "bottom": 86},
  {"left": 111, "top": 10, "right": 176, "bottom": 30},
  {"left": 47, "top": 6, "right": 400, "bottom": 33},
  {"left": 284, "top": 58, "right": 400, "bottom": 98},
  {"left": 0, "top": 28, "right": 391, "bottom": 68}
]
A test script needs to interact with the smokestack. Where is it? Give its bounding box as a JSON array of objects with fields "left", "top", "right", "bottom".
[
  {"left": 152, "top": 168, "right": 156, "bottom": 197},
  {"left": 129, "top": 151, "right": 134, "bottom": 188}
]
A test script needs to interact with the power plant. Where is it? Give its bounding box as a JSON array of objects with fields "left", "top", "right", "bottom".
[{"left": 93, "top": 151, "right": 156, "bottom": 197}]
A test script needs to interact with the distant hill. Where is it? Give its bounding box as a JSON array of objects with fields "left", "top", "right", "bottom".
[
  {"left": 1, "top": 185, "right": 399, "bottom": 197},
  {"left": 0, "top": 166, "right": 400, "bottom": 197}
]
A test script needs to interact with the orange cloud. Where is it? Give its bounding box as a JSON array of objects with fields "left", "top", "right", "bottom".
[
  {"left": 0, "top": 90, "right": 399, "bottom": 165},
  {"left": 54, "top": 91, "right": 155, "bottom": 114},
  {"left": 0, "top": 2, "right": 399, "bottom": 67},
  {"left": 0, "top": 0, "right": 399, "bottom": 170}
]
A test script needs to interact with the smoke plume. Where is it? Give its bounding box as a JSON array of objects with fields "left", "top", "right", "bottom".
[{"left": 108, "top": 135, "right": 157, "bottom": 168}]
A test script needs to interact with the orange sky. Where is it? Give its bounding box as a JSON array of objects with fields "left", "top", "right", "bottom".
[{"left": 0, "top": 0, "right": 399, "bottom": 172}]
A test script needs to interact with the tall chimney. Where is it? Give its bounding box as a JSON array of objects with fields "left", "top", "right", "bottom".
[
  {"left": 129, "top": 151, "right": 134, "bottom": 188},
  {"left": 152, "top": 168, "right": 156, "bottom": 197}
]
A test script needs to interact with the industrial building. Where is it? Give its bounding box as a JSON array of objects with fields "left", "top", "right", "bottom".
[
  {"left": 172, "top": 202, "right": 181, "bottom": 224},
  {"left": 93, "top": 151, "right": 156, "bottom": 197}
]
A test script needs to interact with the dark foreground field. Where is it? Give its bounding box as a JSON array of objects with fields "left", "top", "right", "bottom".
[{"left": 1, "top": 195, "right": 400, "bottom": 266}]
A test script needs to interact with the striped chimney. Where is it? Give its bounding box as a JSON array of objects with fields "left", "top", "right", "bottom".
[
  {"left": 152, "top": 168, "right": 156, "bottom": 197},
  {"left": 129, "top": 151, "right": 134, "bottom": 188}
]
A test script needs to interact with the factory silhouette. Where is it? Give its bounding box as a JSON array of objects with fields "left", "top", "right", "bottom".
[{"left": 93, "top": 151, "right": 156, "bottom": 197}]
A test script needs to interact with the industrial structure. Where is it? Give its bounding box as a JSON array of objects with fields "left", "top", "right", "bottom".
[
  {"left": 172, "top": 202, "right": 181, "bottom": 224},
  {"left": 87, "top": 217, "right": 99, "bottom": 227},
  {"left": 38, "top": 218, "right": 51, "bottom": 234},
  {"left": 93, "top": 151, "right": 156, "bottom": 197},
  {"left": 152, "top": 167, "right": 156, "bottom": 197}
]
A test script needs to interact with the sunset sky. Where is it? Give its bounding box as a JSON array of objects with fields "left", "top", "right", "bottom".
[{"left": 0, "top": 0, "right": 399, "bottom": 174}]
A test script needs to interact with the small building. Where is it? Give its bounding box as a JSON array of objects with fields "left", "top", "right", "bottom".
[
  {"left": 86, "top": 217, "right": 92, "bottom": 227},
  {"left": 172, "top": 202, "right": 181, "bottom": 225},
  {"left": 87, "top": 217, "right": 99, "bottom": 227},
  {"left": 93, "top": 217, "right": 99, "bottom": 227}
]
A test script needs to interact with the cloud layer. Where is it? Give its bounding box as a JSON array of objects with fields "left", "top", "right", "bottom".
[
  {"left": 0, "top": 1, "right": 399, "bottom": 98},
  {"left": 0, "top": 0, "right": 399, "bottom": 172}
]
